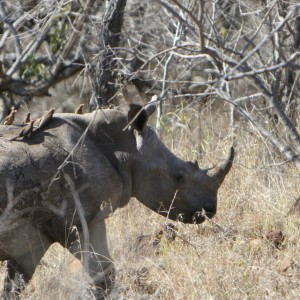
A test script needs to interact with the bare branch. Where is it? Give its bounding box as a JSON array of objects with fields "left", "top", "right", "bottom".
[
  {"left": 64, "top": 173, "right": 90, "bottom": 273},
  {"left": 0, "top": 61, "right": 83, "bottom": 97},
  {"left": 225, "top": 52, "right": 300, "bottom": 81},
  {"left": 157, "top": 21, "right": 184, "bottom": 131},
  {"left": 51, "top": 0, "right": 95, "bottom": 75},
  {"left": 6, "top": 16, "right": 54, "bottom": 77},
  {"left": 153, "top": 0, "right": 197, "bottom": 36},
  {"left": 226, "top": 4, "right": 300, "bottom": 78},
  {"left": 0, "top": 9, "right": 32, "bottom": 51},
  {"left": 47, "top": 108, "right": 102, "bottom": 194},
  {"left": 223, "top": 97, "right": 300, "bottom": 168},
  {"left": 0, "top": 0, "right": 22, "bottom": 56},
  {"left": 170, "top": 0, "right": 209, "bottom": 52}
]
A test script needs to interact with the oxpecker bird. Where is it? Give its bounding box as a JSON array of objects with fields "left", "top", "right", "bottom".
[
  {"left": 38, "top": 108, "right": 55, "bottom": 130},
  {"left": 74, "top": 104, "right": 85, "bottom": 114},
  {"left": 9, "top": 120, "right": 35, "bottom": 141},
  {"left": 22, "top": 112, "right": 31, "bottom": 124},
  {"left": 3, "top": 108, "right": 17, "bottom": 125}
]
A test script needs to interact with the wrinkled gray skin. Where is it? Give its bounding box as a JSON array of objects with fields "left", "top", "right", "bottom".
[{"left": 0, "top": 105, "right": 234, "bottom": 299}]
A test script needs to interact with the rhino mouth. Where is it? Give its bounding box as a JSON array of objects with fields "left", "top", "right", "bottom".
[
  {"left": 159, "top": 206, "right": 216, "bottom": 224},
  {"left": 192, "top": 210, "right": 215, "bottom": 224},
  {"left": 177, "top": 209, "right": 215, "bottom": 224}
]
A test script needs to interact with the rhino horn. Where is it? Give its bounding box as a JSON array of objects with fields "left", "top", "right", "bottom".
[{"left": 207, "top": 147, "right": 234, "bottom": 188}]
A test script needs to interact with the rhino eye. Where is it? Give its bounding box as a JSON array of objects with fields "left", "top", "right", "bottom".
[{"left": 175, "top": 174, "right": 184, "bottom": 184}]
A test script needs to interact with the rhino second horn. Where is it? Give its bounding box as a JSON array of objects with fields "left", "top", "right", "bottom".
[{"left": 207, "top": 147, "right": 234, "bottom": 188}]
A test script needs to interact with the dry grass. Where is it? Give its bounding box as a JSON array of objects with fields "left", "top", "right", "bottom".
[{"left": 1, "top": 101, "right": 300, "bottom": 299}]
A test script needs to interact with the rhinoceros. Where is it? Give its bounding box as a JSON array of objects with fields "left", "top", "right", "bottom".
[{"left": 0, "top": 104, "right": 234, "bottom": 299}]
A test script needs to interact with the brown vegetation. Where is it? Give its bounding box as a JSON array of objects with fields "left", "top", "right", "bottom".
[{"left": 0, "top": 100, "right": 299, "bottom": 299}]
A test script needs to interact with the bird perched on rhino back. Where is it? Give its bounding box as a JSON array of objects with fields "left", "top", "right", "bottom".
[
  {"left": 9, "top": 120, "right": 35, "bottom": 141},
  {"left": 22, "top": 112, "right": 31, "bottom": 124},
  {"left": 74, "top": 104, "right": 85, "bottom": 114},
  {"left": 37, "top": 108, "right": 55, "bottom": 130},
  {"left": 3, "top": 108, "right": 18, "bottom": 125}
]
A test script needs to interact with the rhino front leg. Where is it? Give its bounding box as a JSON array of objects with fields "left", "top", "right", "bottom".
[{"left": 68, "top": 213, "right": 115, "bottom": 299}]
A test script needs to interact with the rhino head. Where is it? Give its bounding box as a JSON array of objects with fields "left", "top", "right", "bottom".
[{"left": 128, "top": 104, "right": 234, "bottom": 224}]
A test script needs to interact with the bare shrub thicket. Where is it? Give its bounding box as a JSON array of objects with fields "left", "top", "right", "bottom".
[
  {"left": 1, "top": 0, "right": 299, "bottom": 164},
  {"left": 120, "top": 0, "right": 300, "bottom": 167}
]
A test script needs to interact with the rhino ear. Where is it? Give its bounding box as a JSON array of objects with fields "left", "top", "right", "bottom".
[
  {"left": 188, "top": 160, "right": 199, "bottom": 171},
  {"left": 128, "top": 104, "right": 148, "bottom": 132},
  {"left": 194, "top": 160, "right": 199, "bottom": 169}
]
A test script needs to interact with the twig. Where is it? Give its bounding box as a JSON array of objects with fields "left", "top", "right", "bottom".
[
  {"left": 242, "top": 0, "right": 277, "bottom": 54},
  {"left": 225, "top": 52, "right": 300, "bottom": 81},
  {"left": 168, "top": 92, "right": 217, "bottom": 99},
  {"left": 128, "top": 43, "right": 198, "bottom": 81},
  {"left": 200, "top": 209, "right": 227, "bottom": 232},
  {"left": 64, "top": 173, "right": 90, "bottom": 273},
  {"left": 171, "top": 0, "right": 204, "bottom": 46},
  {"left": 222, "top": 97, "right": 300, "bottom": 168},
  {"left": 0, "top": 0, "right": 22, "bottom": 56},
  {"left": 170, "top": 230, "right": 202, "bottom": 259},
  {"left": 0, "top": 9, "right": 33, "bottom": 51},
  {"left": 157, "top": 21, "right": 183, "bottom": 132},
  {"left": 166, "top": 190, "right": 178, "bottom": 221},
  {"left": 233, "top": 93, "right": 262, "bottom": 104},
  {"left": 47, "top": 109, "right": 99, "bottom": 194},
  {"left": 207, "top": 45, "right": 300, "bottom": 154},
  {"left": 6, "top": 14, "right": 54, "bottom": 77},
  {"left": 154, "top": 0, "right": 197, "bottom": 36},
  {"left": 225, "top": 4, "right": 300, "bottom": 79},
  {"left": 52, "top": 0, "right": 94, "bottom": 75}
]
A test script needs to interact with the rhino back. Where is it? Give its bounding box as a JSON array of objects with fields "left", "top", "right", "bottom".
[{"left": 0, "top": 114, "right": 124, "bottom": 257}]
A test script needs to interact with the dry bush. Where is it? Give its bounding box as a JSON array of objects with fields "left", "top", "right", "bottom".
[
  {"left": 0, "top": 100, "right": 299, "bottom": 299},
  {"left": 104, "top": 101, "right": 300, "bottom": 299}
]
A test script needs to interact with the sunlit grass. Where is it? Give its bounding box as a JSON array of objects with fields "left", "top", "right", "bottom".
[{"left": 0, "top": 101, "right": 299, "bottom": 299}]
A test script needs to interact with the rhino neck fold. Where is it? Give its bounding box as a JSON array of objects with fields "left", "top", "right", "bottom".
[{"left": 115, "top": 160, "right": 133, "bottom": 208}]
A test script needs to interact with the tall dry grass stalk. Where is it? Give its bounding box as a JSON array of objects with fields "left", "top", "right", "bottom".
[{"left": 0, "top": 101, "right": 299, "bottom": 299}]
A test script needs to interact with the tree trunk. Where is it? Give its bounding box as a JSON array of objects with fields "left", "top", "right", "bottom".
[{"left": 91, "top": 0, "right": 127, "bottom": 109}]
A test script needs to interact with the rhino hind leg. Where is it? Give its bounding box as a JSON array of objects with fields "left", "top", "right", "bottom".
[{"left": 68, "top": 213, "right": 115, "bottom": 299}]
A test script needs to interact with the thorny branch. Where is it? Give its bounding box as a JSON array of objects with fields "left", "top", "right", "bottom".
[
  {"left": 154, "top": 0, "right": 197, "bottom": 37},
  {"left": 51, "top": 0, "right": 95, "bottom": 75},
  {"left": 47, "top": 108, "right": 100, "bottom": 194},
  {"left": 0, "top": 0, "right": 95, "bottom": 112},
  {"left": 156, "top": 21, "right": 183, "bottom": 131},
  {"left": 0, "top": 0, "right": 22, "bottom": 56},
  {"left": 64, "top": 173, "right": 90, "bottom": 273},
  {"left": 225, "top": 4, "right": 300, "bottom": 78},
  {"left": 224, "top": 97, "right": 300, "bottom": 168},
  {"left": 0, "top": 0, "right": 300, "bottom": 170},
  {"left": 5, "top": 14, "right": 55, "bottom": 77}
]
